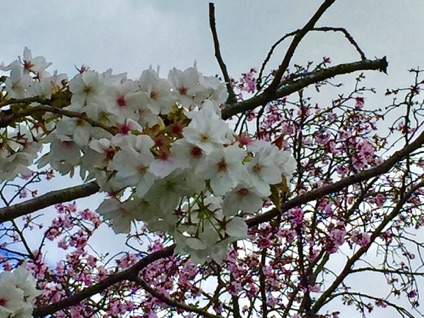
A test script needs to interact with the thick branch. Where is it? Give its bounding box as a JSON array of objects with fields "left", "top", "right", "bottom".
[
  {"left": 33, "top": 245, "right": 176, "bottom": 317},
  {"left": 221, "top": 57, "right": 387, "bottom": 120},
  {"left": 0, "top": 181, "right": 100, "bottom": 223}
]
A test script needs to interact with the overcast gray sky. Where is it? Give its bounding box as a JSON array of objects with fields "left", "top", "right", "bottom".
[{"left": 2, "top": 1, "right": 424, "bottom": 317}]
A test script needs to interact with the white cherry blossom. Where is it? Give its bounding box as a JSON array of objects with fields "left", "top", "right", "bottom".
[
  {"left": 97, "top": 198, "right": 141, "bottom": 233},
  {"left": 139, "top": 67, "right": 176, "bottom": 115},
  {"left": 195, "top": 144, "right": 247, "bottom": 195},
  {"left": 182, "top": 106, "right": 233, "bottom": 154},
  {"left": 223, "top": 183, "right": 264, "bottom": 216},
  {"left": 69, "top": 70, "right": 105, "bottom": 106}
]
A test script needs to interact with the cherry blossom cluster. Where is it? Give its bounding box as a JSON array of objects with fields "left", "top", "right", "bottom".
[
  {"left": 0, "top": 263, "right": 41, "bottom": 318},
  {"left": 0, "top": 48, "right": 296, "bottom": 264}
]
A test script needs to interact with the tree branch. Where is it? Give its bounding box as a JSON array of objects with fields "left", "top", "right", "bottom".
[
  {"left": 0, "top": 104, "right": 116, "bottom": 134},
  {"left": 32, "top": 245, "right": 176, "bottom": 317},
  {"left": 209, "top": 3, "right": 237, "bottom": 104},
  {"left": 328, "top": 291, "right": 415, "bottom": 318},
  {"left": 221, "top": 57, "right": 387, "bottom": 120},
  {"left": 0, "top": 181, "right": 100, "bottom": 223},
  {"left": 264, "top": 0, "right": 336, "bottom": 96},
  {"left": 257, "top": 26, "right": 367, "bottom": 89}
]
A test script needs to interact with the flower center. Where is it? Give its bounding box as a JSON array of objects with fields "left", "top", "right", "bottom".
[
  {"left": 190, "top": 146, "right": 202, "bottom": 158},
  {"left": 83, "top": 85, "right": 93, "bottom": 94},
  {"left": 178, "top": 86, "right": 188, "bottom": 95},
  {"left": 150, "top": 90, "right": 158, "bottom": 100},
  {"left": 252, "top": 163, "right": 263, "bottom": 173},
  {"left": 0, "top": 297, "right": 8, "bottom": 306},
  {"left": 216, "top": 158, "right": 227, "bottom": 172},
  {"left": 237, "top": 188, "right": 249, "bottom": 196},
  {"left": 116, "top": 95, "right": 126, "bottom": 107},
  {"left": 200, "top": 133, "right": 210, "bottom": 142}
]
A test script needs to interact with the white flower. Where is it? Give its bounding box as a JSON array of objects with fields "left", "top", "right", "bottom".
[
  {"left": 20, "top": 47, "right": 52, "bottom": 74},
  {"left": 246, "top": 142, "right": 295, "bottom": 196},
  {"left": 195, "top": 145, "right": 247, "bottom": 195},
  {"left": 0, "top": 264, "right": 41, "bottom": 317},
  {"left": 108, "top": 147, "right": 156, "bottom": 198},
  {"left": 182, "top": 106, "right": 233, "bottom": 154},
  {"left": 97, "top": 198, "right": 140, "bottom": 233},
  {"left": 38, "top": 134, "right": 81, "bottom": 175},
  {"left": 2, "top": 61, "right": 32, "bottom": 99},
  {"left": 105, "top": 80, "right": 148, "bottom": 120},
  {"left": 55, "top": 116, "right": 92, "bottom": 146},
  {"left": 198, "top": 75, "right": 229, "bottom": 105},
  {"left": 170, "top": 139, "right": 206, "bottom": 170},
  {"left": 223, "top": 183, "right": 263, "bottom": 216},
  {"left": 13, "top": 265, "right": 42, "bottom": 302},
  {"left": 168, "top": 65, "right": 203, "bottom": 109},
  {"left": 0, "top": 125, "right": 41, "bottom": 181},
  {"left": 26, "top": 76, "right": 54, "bottom": 99},
  {"left": 139, "top": 67, "right": 176, "bottom": 115},
  {"left": 0, "top": 283, "right": 25, "bottom": 317},
  {"left": 69, "top": 70, "right": 105, "bottom": 106},
  {"left": 246, "top": 147, "right": 282, "bottom": 197},
  {"left": 88, "top": 138, "right": 116, "bottom": 166}
]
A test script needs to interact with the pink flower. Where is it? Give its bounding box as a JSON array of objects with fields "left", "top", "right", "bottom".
[
  {"left": 351, "top": 230, "right": 371, "bottom": 246},
  {"left": 288, "top": 207, "right": 303, "bottom": 224}
]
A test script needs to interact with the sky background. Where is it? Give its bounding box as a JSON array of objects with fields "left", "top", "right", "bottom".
[{"left": 1, "top": 1, "right": 424, "bottom": 317}]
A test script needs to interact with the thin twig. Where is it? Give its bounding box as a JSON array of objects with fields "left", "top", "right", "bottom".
[
  {"left": 312, "top": 181, "right": 424, "bottom": 313},
  {"left": 209, "top": 3, "right": 237, "bottom": 104},
  {"left": 257, "top": 26, "right": 366, "bottom": 90}
]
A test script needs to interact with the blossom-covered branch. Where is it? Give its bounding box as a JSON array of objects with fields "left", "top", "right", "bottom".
[{"left": 32, "top": 245, "right": 175, "bottom": 317}]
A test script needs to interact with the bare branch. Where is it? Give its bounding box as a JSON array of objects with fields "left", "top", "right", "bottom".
[
  {"left": 257, "top": 26, "right": 367, "bottom": 89},
  {"left": 312, "top": 27, "right": 367, "bottom": 60},
  {"left": 209, "top": 3, "right": 237, "bottom": 104},
  {"left": 264, "top": 0, "right": 336, "bottom": 96},
  {"left": 330, "top": 291, "right": 415, "bottom": 318}
]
